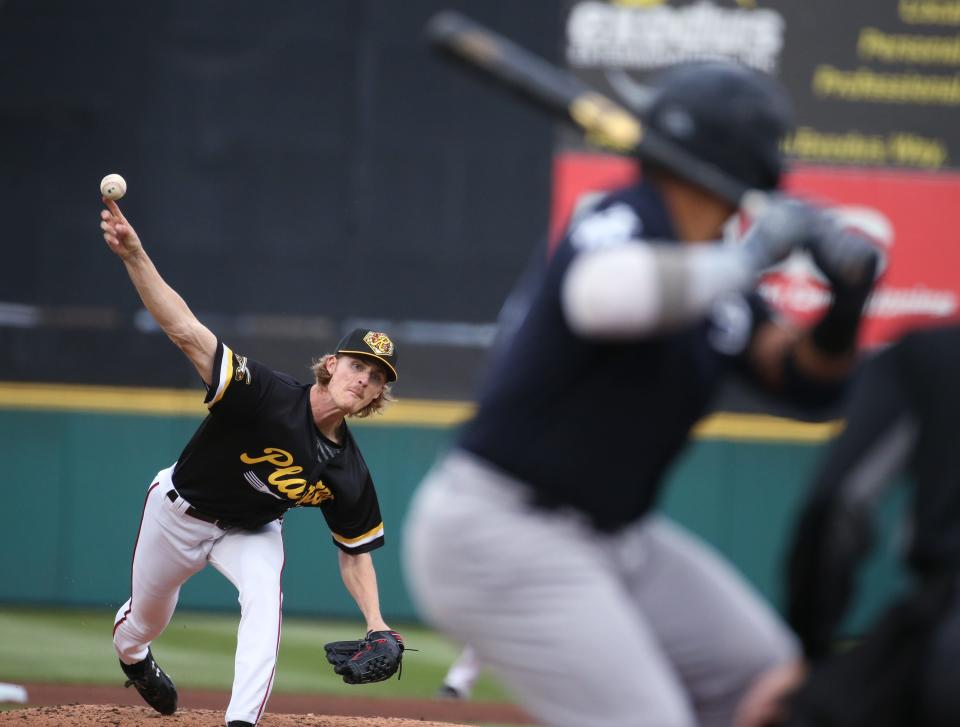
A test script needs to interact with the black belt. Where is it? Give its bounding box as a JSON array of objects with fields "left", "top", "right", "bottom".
[{"left": 167, "top": 489, "right": 230, "bottom": 530}]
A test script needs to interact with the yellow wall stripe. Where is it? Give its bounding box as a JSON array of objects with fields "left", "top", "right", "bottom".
[
  {"left": 0, "top": 381, "right": 207, "bottom": 416},
  {"left": 0, "top": 381, "right": 841, "bottom": 442},
  {"left": 691, "top": 413, "right": 842, "bottom": 443}
]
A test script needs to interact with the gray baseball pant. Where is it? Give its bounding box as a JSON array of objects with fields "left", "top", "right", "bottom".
[{"left": 403, "top": 449, "right": 797, "bottom": 727}]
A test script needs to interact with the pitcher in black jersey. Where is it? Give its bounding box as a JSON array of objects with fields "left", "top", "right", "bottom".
[
  {"left": 100, "top": 198, "right": 399, "bottom": 727},
  {"left": 403, "top": 61, "right": 881, "bottom": 727}
]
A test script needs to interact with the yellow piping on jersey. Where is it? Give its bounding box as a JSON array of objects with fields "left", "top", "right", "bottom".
[
  {"left": 0, "top": 381, "right": 841, "bottom": 443},
  {"left": 206, "top": 344, "right": 235, "bottom": 408},
  {"left": 332, "top": 523, "right": 384, "bottom": 547}
]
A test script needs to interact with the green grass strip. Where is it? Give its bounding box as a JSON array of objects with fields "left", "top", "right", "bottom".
[{"left": 0, "top": 606, "right": 512, "bottom": 701}]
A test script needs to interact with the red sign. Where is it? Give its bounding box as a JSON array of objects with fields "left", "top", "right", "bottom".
[{"left": 551, "top": 152, "right": 960, "bottom": 347}]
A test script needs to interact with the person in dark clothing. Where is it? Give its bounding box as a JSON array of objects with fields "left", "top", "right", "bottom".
[{"left": 737, "top": 323, "right": 960, "bottom": 727}]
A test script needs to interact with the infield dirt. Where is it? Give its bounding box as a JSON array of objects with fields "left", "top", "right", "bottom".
[
  {"left": 0, "top": 682, "right": 535, "bottom": 726},
  {"left": 0, "top": 704, "right": 479, "bottom": 726}
]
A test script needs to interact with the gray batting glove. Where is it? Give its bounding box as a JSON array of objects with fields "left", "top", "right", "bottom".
[
  {"left": 806, "top": 227, "right": 881, "bottom": 294},
  {"left": 739, "top": 197, "right": 825, "bottom": 273}
]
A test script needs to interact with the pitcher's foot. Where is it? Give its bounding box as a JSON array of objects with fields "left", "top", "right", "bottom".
[{"left": 120, "top": 647, "right": 177, "bottom": 715}]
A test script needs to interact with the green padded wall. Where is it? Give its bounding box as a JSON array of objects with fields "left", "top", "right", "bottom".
[{"left": 0, "top": 406, "right": 905, "bottom": 634}]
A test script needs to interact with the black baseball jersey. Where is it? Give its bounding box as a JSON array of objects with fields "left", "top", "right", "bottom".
[
  {"left": 787, "top": 324, "right": 960, "bottom": 659},
  {"left": 171, "top": 341, "right": 384, "bottom": 553},
  {"left": 459, "top": 181, "right": 771, "bottom": 531}
]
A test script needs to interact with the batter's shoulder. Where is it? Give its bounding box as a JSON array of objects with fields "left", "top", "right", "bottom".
[{"left": 565, "top": 183, "right": 674, "bottom": 253}]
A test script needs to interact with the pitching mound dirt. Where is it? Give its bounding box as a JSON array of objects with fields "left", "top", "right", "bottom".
[
  {"left": 0, "top": 704, "right": 475, "bottom": 726},
  {"left": 0, "top": 683, "right": 535, "bottom": 726}
]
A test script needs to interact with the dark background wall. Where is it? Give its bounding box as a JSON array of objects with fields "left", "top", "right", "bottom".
[
  {"left": 0, "top": 0, "right": 559, "bottom": 399},
  {"left": 0, "top": 0, "right": 926, "bottom": 629}
]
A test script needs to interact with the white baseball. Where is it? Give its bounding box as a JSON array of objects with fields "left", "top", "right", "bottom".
[{"left": 100, "top": 173, "right": 127, "bottom": 201}]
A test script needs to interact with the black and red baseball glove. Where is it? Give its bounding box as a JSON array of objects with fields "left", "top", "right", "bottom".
[{"left": 324, "top": 630, "right": 405, "bottom": 684}]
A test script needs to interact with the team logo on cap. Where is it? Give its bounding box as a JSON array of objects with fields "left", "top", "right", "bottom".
[{"left": 363, "top": 331, "right": 394, "bottom": 356}]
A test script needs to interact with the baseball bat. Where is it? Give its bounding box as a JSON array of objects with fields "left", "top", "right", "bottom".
[{"left": 424, "top": 10, "right": 766, "bottom": 212}]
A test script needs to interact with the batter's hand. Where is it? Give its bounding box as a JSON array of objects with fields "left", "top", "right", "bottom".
[
  {"left": 806, "top": 227, "right": 880, "bottom": 295},
  {"left": 740, "top": 198, "right": 825, "bottom": 273},
  {"left": 100, "top": 198, "right": 143, "bottom": 260},
  {"left": 734, "top": 659, "right": 807, "bottom": 727}
]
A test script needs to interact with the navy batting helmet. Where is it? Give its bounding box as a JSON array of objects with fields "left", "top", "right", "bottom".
[{"left": 643, "top": 61, "right": 793, "bottom": 192}]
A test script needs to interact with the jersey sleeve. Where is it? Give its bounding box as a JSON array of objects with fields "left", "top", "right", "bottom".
[
  {"left": 203, "top": 340, "right": 273, "bottom": 417},
  {"left": 322, "top": 472, "right": 384, "bottom": 555}
]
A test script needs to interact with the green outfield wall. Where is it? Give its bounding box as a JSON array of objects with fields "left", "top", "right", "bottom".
[{"left": 0, "top": 383, "right": 906, "bottom": 634}]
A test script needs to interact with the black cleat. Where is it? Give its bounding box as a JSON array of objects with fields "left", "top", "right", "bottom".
[
  {"left": 435, "top": 683, "right": 466, "bottom": 700},
  {"left": 120, "top": 647, "right": 178, "bottom": 715},
  {"left": 227, "top": 722, "right": 254, "bottom": 727}
]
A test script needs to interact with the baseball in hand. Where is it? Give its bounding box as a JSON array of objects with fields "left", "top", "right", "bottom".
[{"left": 100, "top": 173, "right": 127, "bottom": 201}]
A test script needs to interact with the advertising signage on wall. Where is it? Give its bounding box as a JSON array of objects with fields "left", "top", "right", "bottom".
[
  {"left": 563, "top": 0, "right": 959, "bottom": 171},
  {"left": 554, "top": 0, "right": 960, "bottom": 347}
]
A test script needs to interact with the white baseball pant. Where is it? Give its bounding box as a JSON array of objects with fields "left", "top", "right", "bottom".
[
  {"left": 113, "top": 466, "right": 284, "bottom": 726},
  {"left": 443, "top": 644, "right": 481, "bottom": 697}
]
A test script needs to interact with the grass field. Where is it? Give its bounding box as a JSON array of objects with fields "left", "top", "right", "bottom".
[{"left": 0, "top": 606, "right": 513, "bottom": 702}]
